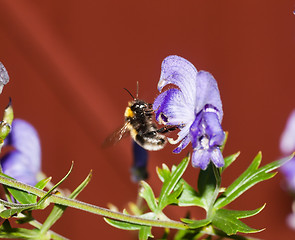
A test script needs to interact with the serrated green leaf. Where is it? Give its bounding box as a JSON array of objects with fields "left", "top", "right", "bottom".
[
  {"left": 177, "top": 180, "right": 205, "bottom": 209},
  {"left": 221, "top": 152, "right": 240, "bottom": 173},
  {"left": 139, "top": 181, "right": 158, "bottom": 213},
  {"left": 139, "top": 226, "right": 153, "bottom": 240},
  {"left": 215, "top": 153, "right": 290, "bottom": 209},
  {"left": 181, "top": 218, "right": 211, "bottom": 229},
  {"left": 158, "top": 157, "right": 189, "bottom": 210},
  {"left": 162, "top": 184, "right": 183, "bottom": 207},
  {"left": 212, "top": 208, "right": 264, "bottom": 235}
]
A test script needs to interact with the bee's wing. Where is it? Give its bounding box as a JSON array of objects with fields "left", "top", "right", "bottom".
[{"left": 102, "top": 121, "right": 130, "bottom": 148}]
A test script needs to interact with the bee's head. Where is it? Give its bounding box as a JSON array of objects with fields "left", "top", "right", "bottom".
[{"left": 130, "top": 100, "right": 147, "bottom": 113}]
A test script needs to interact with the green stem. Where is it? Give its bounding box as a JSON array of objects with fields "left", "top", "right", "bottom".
[
  {"left": 0, "top": 175, "right": 188, "bottom": 230},
  {"left": 207, "top": 165, "right": 221, "bottom": 218}
]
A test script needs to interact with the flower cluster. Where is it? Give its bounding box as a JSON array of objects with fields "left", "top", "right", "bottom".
[
  {"left": 1, "top": 119, "right": 41, "bottom": 186},
  {"left": 153, "top": 55, "right": 225, "bottom": 170}
]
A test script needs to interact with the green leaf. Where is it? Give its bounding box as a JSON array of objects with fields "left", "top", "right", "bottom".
[
  {"left": 139, "top": 226, "right": 153, "bottom": 240},
  {"left": 197, "top": 163, "right": 217, "bottom": 211},
  {"left": 212, "top": 208, "right": 264, "bottom": 235},
  {"left": 38, "top": 170, "right": 92, "bottom": 236},
  {"left": 104, "top": 218, "right": 142, "bottom": 230},
  {"left": 156, "top": 164, "right": 171, "bottom": 183},
  {"left": 0, "top": 220, "right": 39, "bottom": 239},
  {"left": 220, "top": 131, "right": 228, "bottom": 153},
  {"left": 158, "top": 157, "right": 189, "bottom": 210},
  {"left": 0, "top": 173, "right": 37, "bottom": 204},
  {"left": 181, "top": 218, "right": 211, "bottom": 229},
  {"left": 174, "top": 229, "right": 203, "bottom": 240},
  {"left": 27, "top": 177, "right": 52, "bottom": 204},
  {"left": 139, "top": 181, "right": 158, "bottom": 213},
  {"left": 104, "top": 218, "right": 153, "bottom": 240},
  {"left": 177, "top": 180, "right": 205, "bottom": 209},
  {"left": 215, "top": 153, "right": 291, "bottom": 209},
  {"left": 37, "top": 162, "right": 74, "bottom": 206},
  {"left": 221, "top": 152, "right": 240, "bottom": 173}
]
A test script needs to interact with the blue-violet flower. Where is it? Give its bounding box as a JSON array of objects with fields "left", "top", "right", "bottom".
[
  {"left": 130, "top": 141, "right": 149, "bottom": 182},
  {"left": 153, "top": 55, "right": 225, "bottom": 170},
  {"left": 1, "top": 119, "right": 41, "bottom": 186},
  {"left": 280, "top": 110, "right": 295, "bottom": 192}
]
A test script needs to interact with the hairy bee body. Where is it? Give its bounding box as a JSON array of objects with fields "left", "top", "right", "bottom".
[{"left": 125, "top": 99, "right": 166, "bottom": 151}]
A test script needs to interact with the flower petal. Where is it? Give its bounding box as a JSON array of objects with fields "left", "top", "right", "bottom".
[
  {"left": 1, "top": 151, "right": 38, "bottom": 186},
  {"left": 153, "top": 88, "right": 194, "bottom": 126},
  {"left": 131, "top": 141, "right": 149, "bottom": 182},
  {"left": 280, "top": 110, "right": 295, "bottom": 155},
  {"left": 195, "top": 71, "right": 223, "bottom": 121},
  {"left": 203, "top": 111, "right": 225, "bottom": 147},
  {"left": 7, "top": 119, "right": 41, "bottom": 172},
  {"left": 192, "top": 149, "right": 211, "bottom": 170},
  {"left": 172, "top": 134, "right": 191, "bottom": 153},
  {"left": 158, "top": 55, "right": 197, "bottom": 106},
  {"left": 168, "top": 123, "right": 192, "bottom": 145},
  {"left": 210, "top": 148, "right": 224, "bottom": 168}
]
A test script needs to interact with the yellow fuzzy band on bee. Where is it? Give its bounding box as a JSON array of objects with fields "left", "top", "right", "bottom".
[
  {"left": 124, "top": 107, "right": 134, "bottom": 118},
  {"left": 130, "top": 128, "right": 138, "bottom": 139}
]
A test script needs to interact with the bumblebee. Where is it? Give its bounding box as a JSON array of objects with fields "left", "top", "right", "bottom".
[{"left": 103, "top": 86, "right": 177, "bottom": 151}]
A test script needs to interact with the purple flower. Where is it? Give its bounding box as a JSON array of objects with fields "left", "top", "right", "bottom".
[
  {"left": 280, "top": 110, "right": 295, "bottom": 156},
  {"left": 280, "top": 110, "right": 295, "bottom": 192},
  {"left": 1, "top": 119, "right": 41, "bottom": 186},
  {"left": 130, "top": 141, "right": 149, "bottom": 182},
  {"left": 153, "top": 55, "right": 225, "bottom": 170}
]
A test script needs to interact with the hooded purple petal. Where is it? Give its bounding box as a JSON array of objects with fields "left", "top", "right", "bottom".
[
  {"left": 195, "top": 71, "right": 223, "bottom": 121},
  {"left": 157, "top": 55, "right": 197, "bottom": 107}
]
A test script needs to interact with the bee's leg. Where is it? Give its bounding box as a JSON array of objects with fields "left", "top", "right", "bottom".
[{"left": 157, "top": 125, "right": 178, "bottom": 134}]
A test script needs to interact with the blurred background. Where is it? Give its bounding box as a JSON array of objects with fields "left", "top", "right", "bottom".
[{"left": 0, "top": 1, "right": 295, "bottom": 239}]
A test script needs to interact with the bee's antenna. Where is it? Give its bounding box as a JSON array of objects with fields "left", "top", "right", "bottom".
[
  {"left": 136, "top": 81, "right": 139, "bottom": 99},
  {"left": 123, "top": 88, "right": 135, "bottom": 100}
]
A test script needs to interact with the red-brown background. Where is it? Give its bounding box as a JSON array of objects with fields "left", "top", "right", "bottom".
[{"left": 0, "top": 1, "right": 294, "bottom": 239}]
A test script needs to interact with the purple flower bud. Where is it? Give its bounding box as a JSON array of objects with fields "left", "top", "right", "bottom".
[
  {"left": 1, "top": 119, "right": 41, "bottom": 186},
  {"left": 0, "top": 62, "right": 9, "bottom": 94},
  {"left": 153, "top": 55, "right": 225, "bottom": 170}
]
